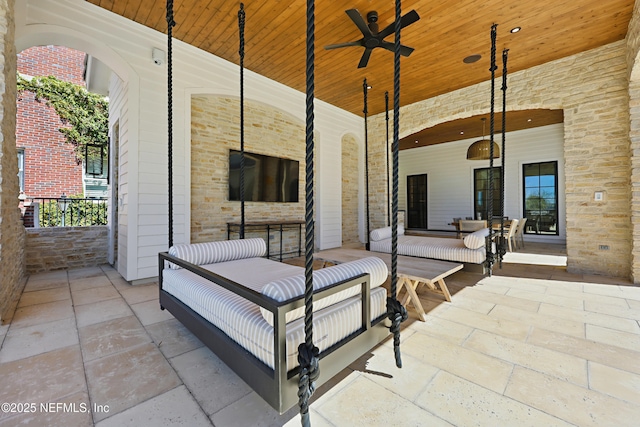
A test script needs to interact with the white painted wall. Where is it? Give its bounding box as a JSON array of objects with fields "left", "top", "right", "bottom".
[
  {"left": 399, "top": 123, "right": 566, "bottom": 243},
  {"left": 16, "top": 0, "right": 364, "bottom": 281}
]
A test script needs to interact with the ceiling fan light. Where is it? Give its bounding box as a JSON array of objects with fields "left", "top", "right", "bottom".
[{"left": 466, "top": 139, "right": 500, "bottom": 160}]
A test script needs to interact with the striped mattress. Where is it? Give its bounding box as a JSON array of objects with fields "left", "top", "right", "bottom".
[
  {"left": 162, "top": 257, "right": 387, "bottom": 370},
  {"left": 370, "top": 235, "right": 486, "bottom": 264}
]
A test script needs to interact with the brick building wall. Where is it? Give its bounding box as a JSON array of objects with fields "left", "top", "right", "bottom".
[
  {"left": 18, "top": 45, "right": 86, "bottom": 85},
  {"left": 16, "top": 45, "right": 85, "bottom": 199}
]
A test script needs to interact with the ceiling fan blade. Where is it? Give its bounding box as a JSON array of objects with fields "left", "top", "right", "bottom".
[
  {"left": 358, "top": 48, "right": 373, "bottom": 68},
  {"left": 377, "top": 9, "right": 420, "bottom": 40},
  {"left": 324, "top": 40, "right": 363, "bottom": 50},
  {"left": 345, "top": 9, "right": 373, "bottom": 37},
  {"left": 380, "top": 40, "right": 415, "bottom": 57}
]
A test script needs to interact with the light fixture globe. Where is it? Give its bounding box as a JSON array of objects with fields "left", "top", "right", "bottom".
[
  {"left": 466, "top": 139, "right": 500, "bottom": 160},
  {"left": 466, "top": 117, "right": 500, "bottom": 160}
]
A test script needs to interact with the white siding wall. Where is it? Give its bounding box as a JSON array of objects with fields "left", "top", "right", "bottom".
[
  {"left": 399, "top": 123, "right": 566, "bottom": 242},
  {"left": 17, "top": 0, "right": 363, "bottom": 280},
  {"left": 107, "top": 74, "right": 129, "bottom": 276}
]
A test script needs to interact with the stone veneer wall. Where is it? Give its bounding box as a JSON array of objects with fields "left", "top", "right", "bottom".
[
  {"left": 627, "top": 2, "right": 640, "bottom": 283},
  {"left": 190, "top": 95, "right": 305, "bottom": 253},
  {"left": 368, "top": 40, "right": 632, "bottom": 279},
  {"left": 0, "top": 0, "right": 24, "bottom": 322},
  {"left": 25, "top": 227, "right": 108, "bottom": 273},
  {"left": 342, "top": 134, "right": 359, "bottom": 245}
]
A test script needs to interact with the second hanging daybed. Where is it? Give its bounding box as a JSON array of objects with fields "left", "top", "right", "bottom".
[{"left": 368, "top": 225, "right": 490, "bottom": 271}]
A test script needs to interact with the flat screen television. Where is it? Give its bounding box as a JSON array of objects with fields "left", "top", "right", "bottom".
[{"left": 229, "top": 150, "right": 299, "bottom": 202}]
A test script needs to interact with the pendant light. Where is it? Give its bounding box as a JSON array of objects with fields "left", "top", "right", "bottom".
[{"left": 466, "top": 117, "right": 500, "bottom": 160}]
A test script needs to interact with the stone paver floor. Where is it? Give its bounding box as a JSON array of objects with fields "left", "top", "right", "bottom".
[{"left": 1, "top": 243, "right": 639, "bottom": 426}]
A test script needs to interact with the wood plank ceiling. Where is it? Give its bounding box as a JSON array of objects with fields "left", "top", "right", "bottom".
[{"left": 86, "top": 0, "right": 633, "bottom": 147}]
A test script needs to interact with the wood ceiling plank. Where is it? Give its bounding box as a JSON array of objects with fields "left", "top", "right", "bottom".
[
  {"left": 232, "top": 3, "right": 305, "bottom": 71},
  {"left": 88, "top": 0, "right": 634, "bottom": 116},
  {"left": 133, "top": 1, "right": 156, "bottom": 24},
  {"left": 110, "top": 0, "right": 128, "bottom": 16},
  {"left": 179, "top": 0, "right": 220, "bottom": 46},
  {"left": 190, "top": 3, "right": 241, "bottom": 60},
  {"left": 122, "top": 0, "right": 143, "bottom": 21},
  {"left": 399, "top": 109, "right": 565, "bottom": 150},
  {"left": 146, "top": 0, "right": 187, "bottom": 33},
  {"left": 87, "top": 0, "right": 112, "bottom": 10}
]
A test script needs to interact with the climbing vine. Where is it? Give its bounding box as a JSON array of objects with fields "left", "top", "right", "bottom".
[{"left": 17, "top": 74, "right": 108, "bottom": 159}]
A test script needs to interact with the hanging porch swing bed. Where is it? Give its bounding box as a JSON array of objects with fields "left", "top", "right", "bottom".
[
  {"left": 157, "top": 0, "right": 425, "bottom": 420},
  {"left": 158, "top": 238, "right": 391, "bottom": 413}
]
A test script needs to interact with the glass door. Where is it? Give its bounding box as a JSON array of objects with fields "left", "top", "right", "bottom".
[
  {"left": 474, "top": 167, "right": 502, "bottom": 221},
  {"left": 407, "top": 174, "right": 428, "bottom": 229}
]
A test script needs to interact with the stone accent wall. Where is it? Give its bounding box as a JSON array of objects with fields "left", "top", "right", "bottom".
[
  {"left": 628, "top": 0, "right": 640, "bottom": 80},
  {"left": 342, "top": 134, "right": 359, "bottom": 244},
  {"left": 630, "top": 80, "right": 640, "bottom": 282},
  {"left": 25, "top": 226, "right": 108, "bottom": 273},
  {"left": 368, "top": 41, "right": 632, "bottom": 279},
  {"left": 0, "top": 0, "right": 24, "bottom": 323},
  {"left": 627, "top": 3, "right": 640, "bottom": 283},
  {"left": 190, "top": 95, "right": 305, "bottom": 255},
  {"left": 626, "top": 2, "right": 640, "bottom": 283}
]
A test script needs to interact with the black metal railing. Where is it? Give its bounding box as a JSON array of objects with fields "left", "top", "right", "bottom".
[{"left": 21, "top": 196, "right": 108, "bottom": 227}]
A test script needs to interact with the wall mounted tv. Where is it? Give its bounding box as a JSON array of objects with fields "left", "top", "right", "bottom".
[{"left": 229, "top": 150, "right": 300, "bottom": 202}]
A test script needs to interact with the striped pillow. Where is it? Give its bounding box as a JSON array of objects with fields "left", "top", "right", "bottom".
[
  {"left": 167, "top": 238, "right": 266, "bottom": 269},
  {"left": 260, "top": 256, "right": 388, "bottom": 326},
  {"left": 463, "top": 228, "right": 489, "bottom": 250},
  {"left": 370, "top": 224, "right": 405, "bottom": 242}
]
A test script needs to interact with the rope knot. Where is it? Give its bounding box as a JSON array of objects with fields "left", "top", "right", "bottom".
[
  {"left": 386, "top": 297, "right": 408, "bottom": 330},
  {"left": 297, "top": 343, "right": 320, "bottom": 417},
  {"left": 386, "top": 297, "right": 408, "bottom": 368},
  {"left": 496, "top": 235, "right": 507, "bottom": 258}
]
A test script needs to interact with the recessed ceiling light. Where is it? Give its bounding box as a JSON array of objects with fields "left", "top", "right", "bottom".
[
  {"left": 460, "top": 131, "right": 464, "bottom": 135},
  {"left": 415, "top": 140, "right": 419, "bottom": 144},
  {"left": 463, "top": 54, "right": 481, "bottom": 64},
  {"left": 527, "top": 118, "right": 532, "bottom": 122},
  {"left": 510, "top": 27, "right": 521, "bottom": 33}
]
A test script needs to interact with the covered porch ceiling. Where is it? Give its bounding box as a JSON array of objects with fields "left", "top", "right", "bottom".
[{"left": 85, "top": 1, "right": 633, "bottom": 145}]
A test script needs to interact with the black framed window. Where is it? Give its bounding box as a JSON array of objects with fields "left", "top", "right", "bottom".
[
  {"left": 474, "top": 167, "right": 501, "bottom": 220},
  {"left": 85, "top": 144, "right": 106, "bottom": 178},
  {"left": 523, "top": 161, "right": 558, "bottom": 235}
]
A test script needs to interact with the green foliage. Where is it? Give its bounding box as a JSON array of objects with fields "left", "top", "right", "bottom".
[
  {"left": 39, "top": 196, "right": 108, "bottom": 227},
  {"left": 17, "top": 74, "right": 109, "bottom": 159},
  {"left": 525, "top": 191, "right": 554, "bottom": 212}
]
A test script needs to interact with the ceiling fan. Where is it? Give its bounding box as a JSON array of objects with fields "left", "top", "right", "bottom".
[{"left": 324, "top": 9, "right": 421, "bottom": 68}]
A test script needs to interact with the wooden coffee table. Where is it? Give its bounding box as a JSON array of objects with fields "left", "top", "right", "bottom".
[{"left": 315, "top": 248, "right": 463, "bottom": 321}]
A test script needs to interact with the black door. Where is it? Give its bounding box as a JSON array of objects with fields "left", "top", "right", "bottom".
[{"left": 407, "top": 174, "right": 427, "bottom": 229}]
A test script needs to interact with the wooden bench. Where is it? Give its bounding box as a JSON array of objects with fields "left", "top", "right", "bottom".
[{"left": 315, "top": 248, "right": 463, "bottom": 321}]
